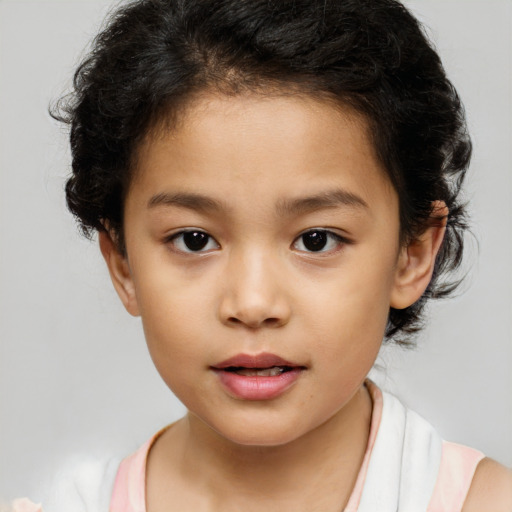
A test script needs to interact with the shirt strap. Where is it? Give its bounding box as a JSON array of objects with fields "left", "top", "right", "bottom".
[{"left": 427, "top": 442, "right": 485, "bottom": 512}]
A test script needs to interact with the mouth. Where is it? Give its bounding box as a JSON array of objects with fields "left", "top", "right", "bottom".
[
  {"left": 211, "top": 353, "right": 306, "bottom": 400},
  {"left": 223, "top": 365, "right": 296, "bottom": 377},
  {"left": 212, "top": 352, "right": 304, "bottom": 371}
]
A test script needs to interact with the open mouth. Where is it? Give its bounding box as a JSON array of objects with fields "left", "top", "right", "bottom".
[
  {"left": 223, "top": 365, "right": 295, "bottom": 377},
  {"left": 212, "top": 352, "right": 306, "bottom": 377},
  {"left": 212, "top": 353, "right": 306, "bottom": 400}
]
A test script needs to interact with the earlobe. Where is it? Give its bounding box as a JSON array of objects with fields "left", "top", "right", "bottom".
[
  {"left": 98, "top": 230, "right": 141, "bottom": 316},
  {"left": 390, "top": 202, "right": 448, "bottom": 310}
]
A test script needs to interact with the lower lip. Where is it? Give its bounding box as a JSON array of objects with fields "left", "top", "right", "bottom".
[{"left": 214, "top": 368, "right": 304, "bottom": 400}]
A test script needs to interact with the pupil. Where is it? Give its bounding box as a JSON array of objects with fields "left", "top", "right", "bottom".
[
  {"left": 183, "top": 231, "right": 209, "bottom": 251},
  {"left": 303, "top": 231, "right": 327, "bottom": 251}
]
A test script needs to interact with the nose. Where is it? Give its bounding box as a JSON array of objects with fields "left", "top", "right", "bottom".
[{"left": 218, "top": 248, "right": 292, "bottom": 329}]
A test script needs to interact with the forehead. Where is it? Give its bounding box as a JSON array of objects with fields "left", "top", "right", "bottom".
[{"left": 130, "top": 92, "right": 397, "bottom": 216}]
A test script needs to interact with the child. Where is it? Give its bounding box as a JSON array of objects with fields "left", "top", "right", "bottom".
[{"left": 12, "top": 0, "right": 512, "bottom": 510}]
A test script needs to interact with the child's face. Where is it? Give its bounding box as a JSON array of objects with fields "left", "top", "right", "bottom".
[{"left": 107, "top": 93, "right": 409, "bottom": 446}]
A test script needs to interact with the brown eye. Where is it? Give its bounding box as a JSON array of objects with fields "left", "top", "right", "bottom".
[
  {"left": 302, "top": 231, "right": 327, "bottom": 251},
  {"left": 183, "top": 231, "right": 209, "bottom": 251},
  {"left": 169, "top": 230, "right": 219, "bottom": 253},
  {"left": 293, "top": 229, "right": 344, "bottom": 253}
]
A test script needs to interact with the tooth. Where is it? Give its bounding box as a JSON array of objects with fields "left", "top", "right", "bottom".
[
  {"left": 235, "top": 366, "right": 285, "bottom": 377},
  {"left": 236, "top": 369, "right": 257, "bottom": 376}
]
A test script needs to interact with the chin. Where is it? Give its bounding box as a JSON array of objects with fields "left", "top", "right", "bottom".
[
  {"left": 223, "top": 430, "right": 302, "bottom": 448},
  {"left": 208, "top": 415, "right": 311, "bottom": 448}
]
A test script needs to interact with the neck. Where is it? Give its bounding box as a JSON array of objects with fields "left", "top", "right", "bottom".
[{"left": 148, "top": 384, "right": 373, "bottom": 512}]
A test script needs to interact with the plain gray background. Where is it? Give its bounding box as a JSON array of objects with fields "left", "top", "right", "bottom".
[{"left": 0, "top": 0, "right": 511, "bottom": 501}]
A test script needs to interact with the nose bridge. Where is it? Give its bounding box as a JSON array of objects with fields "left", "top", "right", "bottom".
[{"left": 219, "top": 242, "right": 290, "bottom": 328}]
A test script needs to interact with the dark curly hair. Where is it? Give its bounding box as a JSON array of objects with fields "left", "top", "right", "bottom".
[{"left": 52, "top": 0, "right": 471, "bottom": 344}]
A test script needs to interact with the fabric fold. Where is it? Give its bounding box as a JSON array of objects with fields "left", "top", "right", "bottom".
[{"left": 357, "top": 392, "right": 442, "bottom": 512}]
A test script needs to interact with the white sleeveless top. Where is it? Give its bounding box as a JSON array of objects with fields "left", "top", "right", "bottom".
[{"left": 14, "top": 382, "right": 484, "bottom": 512}]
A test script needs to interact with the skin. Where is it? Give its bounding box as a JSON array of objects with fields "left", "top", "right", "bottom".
[{"left": 99, "top": 93, "right": 511, "bottom": 511}]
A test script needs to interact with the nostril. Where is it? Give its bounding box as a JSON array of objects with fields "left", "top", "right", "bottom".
[
  {"left": 226, "top": 316, "right": 282, "bottom": 329},
  {"left": 220, "top": 293, "right": 291, "bottom": 328}
]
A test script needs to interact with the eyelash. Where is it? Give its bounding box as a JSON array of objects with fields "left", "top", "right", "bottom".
[{"left": 165, "top": 228, "right": 348, "bottom": 255}]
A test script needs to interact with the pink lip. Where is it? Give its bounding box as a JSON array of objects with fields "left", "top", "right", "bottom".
[
  {"left": 214, "top": 352, "right": 299, "bottom": 369},
  {"left": 211, "top": 352, "right": 306, "bottom": 401}
]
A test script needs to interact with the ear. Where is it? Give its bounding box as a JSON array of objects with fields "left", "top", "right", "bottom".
[
  {"left": 391, "top": 201, "right": 448, "bottom": 310},
  {"left": 98, "top": 230, "right": 140, "bottom": 316}
]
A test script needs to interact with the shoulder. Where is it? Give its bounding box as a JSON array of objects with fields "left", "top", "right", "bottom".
[
  {"left": 6, "top": 457, "right": 120, "bottom": 512},
  {"left": 462, "top": 457, "right": 512, "bottom": 512},
  {"left": 42, "top": 456, "right": 120, "bottom": 512}
]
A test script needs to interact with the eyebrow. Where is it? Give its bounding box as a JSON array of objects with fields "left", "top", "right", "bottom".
[
  {"left": 147, "top": 192, "right": 225, "bottom": 213},
  {"left": 147, "top": 188, "right": 368, "bottom": 215},
  {"left": 276, "top": 189, "right": 368, "bottom": 216}
]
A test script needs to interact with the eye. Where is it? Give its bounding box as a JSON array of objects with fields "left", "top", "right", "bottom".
[
  {"left": 168, "top": 230, "right": 219, "bottom": 253},
  {"left": 293, "top": 229, "right": 345, "bottom": 253}
]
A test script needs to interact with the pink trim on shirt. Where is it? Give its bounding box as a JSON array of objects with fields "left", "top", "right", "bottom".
[
  {"left": 343, "top": 380, "right": 384, "bottom": 512},
  {"left": 11, "top": 498, "right": 43, "bottom": 512},
  {"left": 427, "top": 441, "right": 485, "bottom": 512},
  {"left": 109, "top": 439, "right": 149, "bottom": 512},
  {"left": 110, "top": 426, "right": 171, "bottom": 512}
]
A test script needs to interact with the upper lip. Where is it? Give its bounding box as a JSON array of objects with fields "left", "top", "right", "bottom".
[{"left": 212, "top": 352, "right": 304, "bottom": 370}]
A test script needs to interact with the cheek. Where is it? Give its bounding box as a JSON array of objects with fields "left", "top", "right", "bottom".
[
  {"left": 141, "top": 308, "right": 209, "bottom": 404},
  {"left": 298, "top": 254, "right": 396, "bottom": 375},
  {"left": 140, "top": 289, "right": 209, "bottom": 349},
  {"left": 130, "top": 267, "right": 211, "bottom": 372},
  {"left": 303, "top": 260, "right": 395, "bottom": 336}
]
